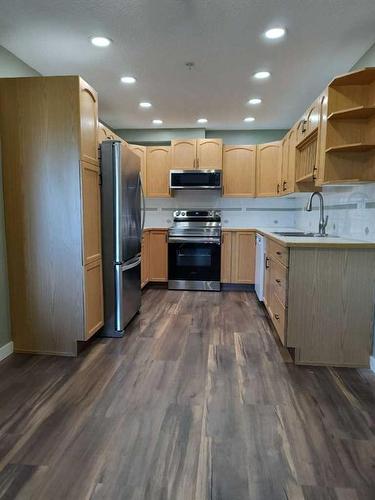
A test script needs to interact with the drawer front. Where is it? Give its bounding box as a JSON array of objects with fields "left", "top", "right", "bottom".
[
  {"left": 270, "top": 257, "right": 288, "bottom": 306},
  {"left": 270, "top": 293, "right": 287, "bottom": 345},
  {"left": 268, "top": 238, "right": 289, "bottom": 267}
]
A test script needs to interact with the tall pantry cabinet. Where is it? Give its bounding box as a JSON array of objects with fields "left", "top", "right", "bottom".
[{"left": 0, "top": 76, "right": 104, "bottom": 356}]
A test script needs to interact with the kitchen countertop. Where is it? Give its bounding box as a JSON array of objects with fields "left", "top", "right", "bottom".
[
  {"left": 143, "top": 226, "right": 375, "bottom": 248},
  {"left": 241, "top": 227, "right": 375, "bottom": 249}
]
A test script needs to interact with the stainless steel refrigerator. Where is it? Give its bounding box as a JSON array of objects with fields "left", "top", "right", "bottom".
[{"left": 100, "top": 140, "right": 145, "bottom": 337}]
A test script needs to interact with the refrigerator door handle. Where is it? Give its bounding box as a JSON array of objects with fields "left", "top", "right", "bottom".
[
  {"left": 140, "top": 174, "right": 146, "bottom": 234},
  {"left": 113, "top": 142, "right": 122, "bottom": 263},
  {"left": 121, "top": 255, "right": 141, "bottom": 271}
]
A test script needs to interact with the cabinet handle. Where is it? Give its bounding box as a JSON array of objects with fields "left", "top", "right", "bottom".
[
  {"left": 274, "top": 313, "right": 280, "bottom": 321},
  {"left": 283, "top": 181, "right": 287, "bottom": 191},
  {"left": 275, "top": 279, "right": 281, "bottom": 284},
  {"left": 312, "top": 165, "right": 318, "bottom": 181},
  {"left": 277, "top": 183, "right": 280, "bottom": 194},
  {"left": 276, "top": 251, "right": 282, "bottom": 256},
  {"left": 265, "top": 257, "right": 270, "bottom": 269}
]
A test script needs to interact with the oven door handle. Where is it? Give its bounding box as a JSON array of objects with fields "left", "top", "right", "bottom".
[{"left": 168, "top": 237, "right": 221, "bottom": 244}]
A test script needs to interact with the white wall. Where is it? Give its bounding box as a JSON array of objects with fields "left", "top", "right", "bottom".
[{"left": 0, "top": 46, "right": 40, "bottom": 350}]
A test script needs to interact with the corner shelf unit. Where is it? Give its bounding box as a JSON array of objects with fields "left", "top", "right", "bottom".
[{"left": 321, "top": 68, "right": 375, "bottom": 183}]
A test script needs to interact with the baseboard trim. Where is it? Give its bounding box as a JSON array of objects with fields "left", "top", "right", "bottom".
[
  {"left": 370, "top": 355, "right": 375, "bottom": 373},
  {"left": 0, "top": 341, "right": 14, "bottom": 362}
]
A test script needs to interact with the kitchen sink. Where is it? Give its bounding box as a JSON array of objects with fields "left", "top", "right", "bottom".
[{"left": 272, "top": 231, "right": 316, "bottom": 237}]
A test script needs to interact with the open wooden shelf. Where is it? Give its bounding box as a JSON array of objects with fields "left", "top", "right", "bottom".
[
  {"left": 325, "top": 143, "right": 375, "bottom": 153},
  {"left": 296, "top": 172, "right": 314, "bottom": 183},
  {"left": 330, "top": 67, "right": 375, "bottom": 86},
  {"left": 327, "top": 106, "right": 375, "bottom": 120}
]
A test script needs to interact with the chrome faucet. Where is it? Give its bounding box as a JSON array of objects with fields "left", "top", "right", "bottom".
[{"left": 305, "top": 192, "right": 328, "bottom": 237}]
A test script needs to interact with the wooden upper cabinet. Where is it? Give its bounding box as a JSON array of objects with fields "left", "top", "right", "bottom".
[
  {"left": 130, "top": 144, "right": 147, "bottom": 196},
  {"left": 146, "top": 146, "right": 171, "bottom": 197},
  {"left": 81, "top": 161, "right": 102, "bottom": 265},
  {"left": 280, "top": 135, "right": 289, "bottom": 196},
  {"left": 149, "top": 230, "right": 168, "bottom": 281},
  {"left": 98, "top": 122, "right": 115, "bottom": 142},
  {"left": 231, "top": 231, "right": 256, "bottom": 284},
  {"left": 256, "top": 141, "right": 281, "bottom": 197},
  {"left": 197, "top": 139, "right": 223, "bottom": 169},
  {"left": 280, "top": 128, "right": 296, "bottom": 195},
  {"left": 79, "top": 79, "right": 99, "bottom": 166},
  {"left": 171, "top": 139, "right": 197, "bottom": 169},
  {"left": 222, "top": 145, "right": 256, "bottom": 197},
  {"left": 286, "top": 127, "right": 296, "bottom": 193},
  {"left": 306, "top": 98, "right": 321, "bottom": 135}
]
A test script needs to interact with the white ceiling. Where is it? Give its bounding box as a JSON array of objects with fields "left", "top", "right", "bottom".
[{"left": 0, "top": 0, "right": 375, "bottom": 130}]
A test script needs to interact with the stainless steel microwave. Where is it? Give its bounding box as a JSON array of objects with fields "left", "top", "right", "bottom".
[{"left": 169, "top": 170, "right": 222, "bottom": 190}]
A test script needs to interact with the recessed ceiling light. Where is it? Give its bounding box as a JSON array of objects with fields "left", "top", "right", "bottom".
[
  {"left": 197, "top": 118, "right": 208, "bottom": 124},
  {"left": 121, "top": 76, "right": 136, "bottom": 84},
  {"left": 253, "top": 71, "right": 271, "bottom": 79},
  {"left": 248, "top": 98, "right": 262, "bottom": 105},
  {"left": 139, "top": 102, "right": 152, "bottom": 108},
  {"left": 91, "top": 36, "right": 112, "bottom": 47},
  {"left": 244, "top": 117, "right": 255, "bottom": 122},
  {"left": 264, "top": 27, "right": 286, "bottom": 39},
  {"left": 152, "top": 119, "right": 163, "bottom": 125}
]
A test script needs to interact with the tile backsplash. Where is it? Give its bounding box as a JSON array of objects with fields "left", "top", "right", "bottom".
[
  {"left": 145, "top": 191, "right": 296, "bottom": 228},
  {"left": 294, "top": 184, "right": 375, "bottom": 242}
]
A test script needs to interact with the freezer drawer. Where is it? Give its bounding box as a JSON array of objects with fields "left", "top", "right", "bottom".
[{"left": 115, "top": 255, "right": 142, "bottom": 332}]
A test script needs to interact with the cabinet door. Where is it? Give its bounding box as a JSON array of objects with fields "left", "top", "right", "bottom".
[
  {"left": 146, "top": 146, "right": 171, "bottom": 197},
  {"left": 256, "top": 142, "right": 281, "bottom": 197},
  {"left": 280, "top": 135, "right": 289, "bottom": 196},
  {"left": 285, "top": 127, "right": 296, "bottom": 194},
  {"left": 306, "top": 98, "right": 320, "bottom": 135},
  {"left": 98, "top": 122, "right": 115, "bottom": 143},
  {"left": 81, "top": 161, "right": 101, "bottom": 265},
  {"left": 149, "top": 230, "right": 168, "bottom": 281},
  {"left": 171, "top": 139, "right": 197, "bottom": 169},
  {"left": 220, "top": 231, "right": 232, "bottom": 283},
  {"left": 84, "top": 259, "right": 104, "bottom": 339},
  {"left": 223, "top": 145, "right": 256, "bottom": 196},
  {"left": 141, "top": 231, "right": 150, "bottom": 288},
  {"left": 231, "top": 231, "right": 256, "bottom": 284},
  {"left": 315, "top": 90, "right": 328, "bottom": 185},
  {"left": 130, "top": 144, "right": 147, "bottom": 196},
  {"left": 79, "top": 79, "right": 99, "bottom": 166},
  {"left": 264, "top": 250, "right": 272, "bottom": 309},
  {"left": 197, "top": 139, "right": 223, "bottom": 169}
]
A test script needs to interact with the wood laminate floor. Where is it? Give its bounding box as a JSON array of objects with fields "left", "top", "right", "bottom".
[{"left": 0, "top": 289, "right": 374, "bottom": 500}]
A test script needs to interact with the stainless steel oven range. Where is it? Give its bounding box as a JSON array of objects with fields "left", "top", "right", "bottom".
[{"left": 168, "top": 210, "right": 221, "bottom": 291}]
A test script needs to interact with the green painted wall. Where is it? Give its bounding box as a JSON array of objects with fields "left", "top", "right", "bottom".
[
  {"left": 0, "top": 46, "right": 40, "bottom": 350},
  {"left": 115, "top": 128, "right": 287, "bottom": 145}
]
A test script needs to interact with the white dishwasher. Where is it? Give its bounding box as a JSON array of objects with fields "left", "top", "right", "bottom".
[{"left": 255, "top": 233, "right": 265, "bottom": 301}]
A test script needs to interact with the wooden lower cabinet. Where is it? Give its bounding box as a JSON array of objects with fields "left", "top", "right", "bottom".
[
  {"left": 84, "top": 259, "right": 104, "bottom": 340},
  {"left": 263, "top": 236, "right": 375, "bottom": 367},
  {"left": 220, "top": 231, "right": 233, "bottom": 283},
  {"left": 149, "top": 230, "right": 168, "bottom": 282},
  {"left": 221, "top": 230, "right": 255, "bottom": 284},
  {"left": 141, "top": 231, "right": 150, "bottom": 288}
]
